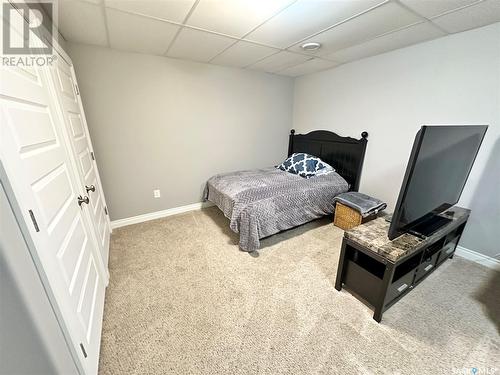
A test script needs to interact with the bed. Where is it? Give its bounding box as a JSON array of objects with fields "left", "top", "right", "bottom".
[{"left": 204, "top": 129, "right": 369, "bottom": 251}]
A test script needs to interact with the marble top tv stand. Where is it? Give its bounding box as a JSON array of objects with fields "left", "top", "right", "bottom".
[{"left": 334, "top": 207, "right": 470, "bottom": 322}]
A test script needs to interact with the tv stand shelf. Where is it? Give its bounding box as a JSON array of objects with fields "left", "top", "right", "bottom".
[{"left": 334, "top": 206, "right": 470, "bottom": 322}]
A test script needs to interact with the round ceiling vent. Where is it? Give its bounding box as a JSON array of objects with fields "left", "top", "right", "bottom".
[{"left": 301, "top": 42, "right": 321, "bottom": 51}]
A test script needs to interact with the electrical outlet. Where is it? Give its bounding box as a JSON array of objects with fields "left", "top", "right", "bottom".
[{"left": 153, "top": 189, "right": 161, "bottom": 198}]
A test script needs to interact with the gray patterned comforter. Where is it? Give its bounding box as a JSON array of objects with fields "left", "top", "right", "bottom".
[{"left": 203, "top": 167, "right": 349, "bottom": 251}]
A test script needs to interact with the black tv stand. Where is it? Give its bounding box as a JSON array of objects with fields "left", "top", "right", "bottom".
[
  {"left": 409, "top": 215, "right": 452, "bottom": 238},
  {"left": 335, "top": 206, "right": 470, "bottom": 322}
]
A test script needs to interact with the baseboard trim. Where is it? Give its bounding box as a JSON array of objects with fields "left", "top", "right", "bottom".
[
  {"left": 455, "top": 246, "right": 500, "bottom": 270},
  {"left": 110, "top": 202, "right": 214, "bottom": 229}
]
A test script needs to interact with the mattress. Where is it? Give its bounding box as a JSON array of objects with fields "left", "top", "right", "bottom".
[{"left": 204, "top": 167, "right": 349, "bottom": 251}]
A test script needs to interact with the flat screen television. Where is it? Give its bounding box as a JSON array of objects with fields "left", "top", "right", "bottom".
[{"left": 388, "top": 125, "right": 488, "bottom": 240}]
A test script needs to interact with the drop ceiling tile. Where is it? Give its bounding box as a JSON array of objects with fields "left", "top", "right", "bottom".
[
  {"left": 432, "top": 0, "right": 500, "bottom": 33},
  {"left": 106, "top": 8, "right": 179, "bottom": 55},
  {"left": 278, "top": 58, "right": 339, "bottom": 77},
  {"left": 400, "top": 0, "right": 480, "bottom": 18},
  {"left": 325, "top": 22, "right": 446, "bottom": 63},
  {"left": 288, "top": 2, "right": 422, "bottom": 56},
  {"left": 248, "top": 51, "right": 312, "bottom": 73},
  {"left": 211, "top": 41, "right": 278, "bottom": 67},
  {"left": 168, "top": 28, "right": 236, "bottom": 62},
  {"left": 58, "top": 0, "right": 108, "bottom": 46},
  {"left": 105, "top": 0, "right": 196, "bottom": 23},
  {"left": 246, "top": 0, "right": 384, "bottom": 48},
  {"left": 185, "top": 0, "right": 294, "bottom": 38}
]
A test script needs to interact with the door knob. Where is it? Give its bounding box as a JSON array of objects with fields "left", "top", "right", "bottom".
[
  {"left": 85, "top": 185, "right": 95, "bottom": 193},
  {"left": 77, "top": 195, "right": 90, "bottom": 207}
]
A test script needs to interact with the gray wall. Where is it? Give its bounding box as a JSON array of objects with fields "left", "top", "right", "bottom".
[
  {"left": 67, "top": 43, "right": 294, "bottom": 220},
  {"left": 294, "top": 23, "right": 500, "bottom": 258},
  {"left": 67, "top": 24, "right": 499, "bottom": 257},
  {"left": 0, "top": 173, "right": 77, "bottom": 375}
]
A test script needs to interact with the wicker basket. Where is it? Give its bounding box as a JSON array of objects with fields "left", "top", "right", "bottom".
[{"left": 333, "top": 202, "right": 374, "bottom": 230}]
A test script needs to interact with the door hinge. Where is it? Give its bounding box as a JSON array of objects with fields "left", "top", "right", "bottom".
[
  {"left": 79, "top": 343, "right": 87, "bottom": 358},
  {"left": 75, "top": 84, "right": 80, "bottom": 95},
  {"left": 28, "top": 210, "right": 40, "bottom": 232},
  {"left": 90, "top": 151, "right": 95, "bottom": 160},
  {"left": 104, "top": 206, "right": 108, "bottom": 215}
]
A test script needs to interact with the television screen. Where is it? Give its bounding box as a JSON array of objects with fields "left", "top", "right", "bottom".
[{"left": 388, "top": 125, "right": 487, "bottom": 240}]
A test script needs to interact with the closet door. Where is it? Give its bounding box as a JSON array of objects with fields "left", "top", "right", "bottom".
[
  {"left": 48, "top": 49, "right": 111, "bottom": 267},
  {"left": 0, "top": 22, "right": 106, "bottom": 375},
  {"left": 0, "top": 64, "right": 106, "bottom": 375}
]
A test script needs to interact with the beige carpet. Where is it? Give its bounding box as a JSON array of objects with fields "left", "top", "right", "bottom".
[{"left": 99, "top": 207, "right": 500, "bottom": 375}]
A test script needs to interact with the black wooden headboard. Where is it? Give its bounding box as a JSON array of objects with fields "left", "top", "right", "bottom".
[{"left": 288, "top": 129, "right": 368, "bottom": 191}]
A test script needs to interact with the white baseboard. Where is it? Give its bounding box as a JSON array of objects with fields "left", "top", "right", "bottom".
[
  {"left": 110, "top": 201, "right": 214, "bottom": 229},
  {"left": 455, "top": 245, "right": 500, "bottom": 270}
]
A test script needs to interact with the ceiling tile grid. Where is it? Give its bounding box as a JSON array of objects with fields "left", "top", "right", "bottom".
[
  {"left": 249, "top": 51, "right": 312, "bottom": 73},
  {"left": 244, "top": 0, "right": 386, "bottom": 49},
  {"left": 105, "top": 0, "right": 196, "bottom": 24},
  {"left": 287, "top": 2, "right": 423, "bottom": 56},
  {"left": 56, "top": 0, "right": 500, "bottom": 77},
  {"left": 431, "top": 0, "right": 500, "bottom": 33},
  {"left": 168, "top": 27, "right": 236, "bottom": 63},
  {"left": 325, "top": 22, "right": 446, "bottom": 63},
  {"left": 106, "top": 8, "right": 179, "bottom": 55},
  {"left": 400, "top": 0, "right": 482, "bottom": 18},
  {"left": 278, "top": 58, "right": 339, "bottom": 77},
  {"left": 185, "top": 0, "right": 295, "bottom": 38},
  {"left": 211, "top": 41, "right": 279, "bottom": 68}
]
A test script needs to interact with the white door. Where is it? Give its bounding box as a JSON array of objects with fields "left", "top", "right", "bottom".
[
  {"left": 0, "top": 29, "right": 106, "bottom": 375},
  {"left": 48, "top": 49, "right": 111, "bottom": 268}
]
